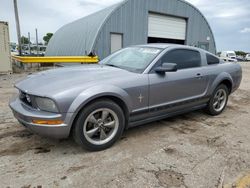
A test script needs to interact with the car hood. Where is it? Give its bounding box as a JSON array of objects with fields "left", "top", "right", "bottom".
[{"left": 15, "top": 64, "right": 135, "bottom": 97}]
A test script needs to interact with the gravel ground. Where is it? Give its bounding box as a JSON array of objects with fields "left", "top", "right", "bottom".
[{"left": 0, "top": 63, "right": 250, "bottom": 188}]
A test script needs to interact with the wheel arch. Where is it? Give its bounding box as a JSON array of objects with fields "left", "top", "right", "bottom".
[
  {"left": 65, "top": 85, "right": 132, "bottom": 136},
  {"left": 218, "top": 79, "right": 232, "bottom": 94},
  {"left": 69, "top": 95, "right": 130, "bottom": 137},
  {"left": 210, "top": 72, "right": 233, "bottom": 96}
]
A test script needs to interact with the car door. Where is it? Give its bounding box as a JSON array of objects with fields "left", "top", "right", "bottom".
[{"left": 148, "top": 48, "right": 209, "bottom": 113}]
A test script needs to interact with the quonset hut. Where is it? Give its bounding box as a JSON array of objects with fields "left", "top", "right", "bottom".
[{"left": 46, "top": 0, "right": 216, "bottom": 59}]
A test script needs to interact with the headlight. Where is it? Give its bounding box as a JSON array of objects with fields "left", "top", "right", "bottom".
[
  {"left": 35, "top": 97, "right": 58, "bottom": 113},
  {"left": 26, "top": 94, "right": 31, "bottom": 103}
]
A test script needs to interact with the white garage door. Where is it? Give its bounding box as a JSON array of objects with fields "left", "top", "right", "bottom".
[{"left": 148, "top": 13, "right": 186, "bottom": 40}]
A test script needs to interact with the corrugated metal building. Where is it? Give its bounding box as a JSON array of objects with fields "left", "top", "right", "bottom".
[{"left": 46, "top": 0, "right": 216, "bottom": 59}]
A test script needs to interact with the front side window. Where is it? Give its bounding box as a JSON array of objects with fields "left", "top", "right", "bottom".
[
  {"left": 100, "top": 47, "right": 162, "bottom": 73},
  {"left": 161, "top": 49, "right": 201, "bottom": 69}
]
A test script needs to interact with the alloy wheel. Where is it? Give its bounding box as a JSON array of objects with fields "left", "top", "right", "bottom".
[
  {"left": 213, "top": 89, "right": 227, "bottom": 112},
  {"left": 83, "top": 108, "right": 119, "bottom": 145}
]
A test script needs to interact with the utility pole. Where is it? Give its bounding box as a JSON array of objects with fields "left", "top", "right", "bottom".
[
  {"left": 35, "top": 28, "right": 38, "bottom": 56},
  {"left": 13, "top": 0, "right": 22, "bottom": 56},
  {"left": 28, "top": 32, "right": 31, "bottom": 55}
]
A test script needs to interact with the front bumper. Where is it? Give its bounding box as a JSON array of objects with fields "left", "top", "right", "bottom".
[{"left": 9, "top": 95, "right": 71, "bottom": 139}]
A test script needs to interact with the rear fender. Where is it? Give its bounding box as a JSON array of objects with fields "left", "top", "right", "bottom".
[{"left": 208, "top": 72, "right": 233, "bottom": 96}]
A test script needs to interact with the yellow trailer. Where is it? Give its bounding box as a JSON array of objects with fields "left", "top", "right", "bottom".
[{"left": 11, "top": 55, "right": 99, "bottom": 64}]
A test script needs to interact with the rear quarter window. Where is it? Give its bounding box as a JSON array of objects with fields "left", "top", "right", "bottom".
[{"left": 206, "top": 53, "right": 220, "bottom": 65}]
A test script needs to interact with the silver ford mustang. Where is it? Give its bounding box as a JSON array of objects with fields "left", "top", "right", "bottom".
[{"left": 9, "top": 44, "right": 242, "bottom": 150}]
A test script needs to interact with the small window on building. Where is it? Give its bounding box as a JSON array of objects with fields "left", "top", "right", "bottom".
[
  {"left": 206, "top": 53, "right": 220, "bottom": 65},
  {"left": 110, "top": 33, "right": 123, "bottom": 53},
  {"left": 198, "top": 42, "right": 209, "bottom": 51},
  {"left": 162, "top": 49, "right": 201, "bottom": 69}
]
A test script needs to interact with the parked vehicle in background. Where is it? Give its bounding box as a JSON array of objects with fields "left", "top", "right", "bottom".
[
  {"left": 245, "top": 54, "right": 250, "bottom": 61},
  {"left": 236, "top": 55, "right": 245, "bottom": 62},
  {"left": 220, "top": 51, "right": 237, "bottom": 62},
  {"left": 9, "top": 44, "right": 242, "bottom": 151},
  {"left": 21, "top": 44, "right": 47, "bottom": 56}
]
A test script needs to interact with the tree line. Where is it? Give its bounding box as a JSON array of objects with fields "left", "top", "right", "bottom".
[{"left": 20, "top": 33, "right": 53, "bottom": 45}]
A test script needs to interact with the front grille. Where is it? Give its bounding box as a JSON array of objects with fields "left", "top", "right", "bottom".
[{"left": 19, "top": 91, "right": 33, "bottom": 107}]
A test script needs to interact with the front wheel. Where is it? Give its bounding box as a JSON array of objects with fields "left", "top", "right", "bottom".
[
  {"left": 73, "top": 99, "right": 125, "bottom": 151},
  {"left": 205, "top": 84, "right": 229, "bottom": 116}
]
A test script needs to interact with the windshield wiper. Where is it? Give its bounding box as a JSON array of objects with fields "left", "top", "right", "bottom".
[{"left": 105, "top": 64, "right": 122, "bottom": 69}]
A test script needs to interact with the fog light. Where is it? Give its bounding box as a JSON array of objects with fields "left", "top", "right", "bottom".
[{"left": 32, "top": 120, "right": 63, "bottom": 125}]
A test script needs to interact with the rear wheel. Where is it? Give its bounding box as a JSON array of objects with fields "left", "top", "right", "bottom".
[
  {"left": 205, "top": 84, "right": 229, "bottom": 116},
  {"left": 73, "top": 99, "right": 125, "bottom": 151}
]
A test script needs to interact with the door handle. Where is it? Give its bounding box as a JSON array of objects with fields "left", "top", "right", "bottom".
[{"left": 195, "top": 73, "right": 203, "bottom": 79}]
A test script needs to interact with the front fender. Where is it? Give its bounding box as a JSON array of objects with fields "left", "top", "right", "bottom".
[
  {"left": 65, "top": 85, "right": 132, "bottom": 127},
  {"left": 208, "top": 72, "right": 233, "bottom": 96}
]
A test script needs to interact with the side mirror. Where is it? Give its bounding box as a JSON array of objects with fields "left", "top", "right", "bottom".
[{"left": 155, "top": 63, "right": 177, "bottom": 74}]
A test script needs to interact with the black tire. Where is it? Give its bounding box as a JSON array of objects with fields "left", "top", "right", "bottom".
[
  {"left": 205, "top": 84, "right": 229, "bottom": 116},
  {"left": 72, "top": 99, "right": 125, "bottom": 151}
]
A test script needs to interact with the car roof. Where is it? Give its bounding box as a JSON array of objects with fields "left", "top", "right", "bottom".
[
  {"left": 134, "top": 43, "right": 168, "bottom": 49},
  {"left": 222, "top": 51, "right": 235, "bottom": 53},
  {"left": 134, "top": 43, "right": 181, "bottom": 49},
  {"left": 134, "top": 43, "right": 202, "bottom": 51},
  {"left": 133, "top": 43, "right": 219, "bottom": 57}
]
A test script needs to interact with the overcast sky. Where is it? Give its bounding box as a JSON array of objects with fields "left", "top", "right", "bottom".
[{"left": 1, "top": 0, "right": 250, "bottom": 52}]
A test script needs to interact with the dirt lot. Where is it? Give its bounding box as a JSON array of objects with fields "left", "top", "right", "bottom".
[{"left": 1, "top": 63, "right": 250, "bottom": 188}]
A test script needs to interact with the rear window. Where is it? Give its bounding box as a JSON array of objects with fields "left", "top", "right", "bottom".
[{"left": 206, "top": 53, "right": 220, "bottom": 65}]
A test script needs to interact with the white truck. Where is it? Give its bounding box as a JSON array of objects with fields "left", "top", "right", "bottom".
[{"left": 220, "top": 51, "right": 237, "bottom": 62}]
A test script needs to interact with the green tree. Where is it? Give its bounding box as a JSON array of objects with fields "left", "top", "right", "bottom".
[
  {"left": 21, "top": 36, "right": 30, "bottom": 44},
  {"left": 43, "top": 33, "right": 53, "bottom": 45},
  {"left": 235, "top": 51, "right": 246, "bottom": 56}
]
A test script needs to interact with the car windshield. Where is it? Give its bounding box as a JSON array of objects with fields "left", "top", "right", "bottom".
[
  {"left": 100, "top": 47, "right": 162, "bottom": 73},
  {"left": 228, "top": 53, "right": 236, "bottom": 56}
]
